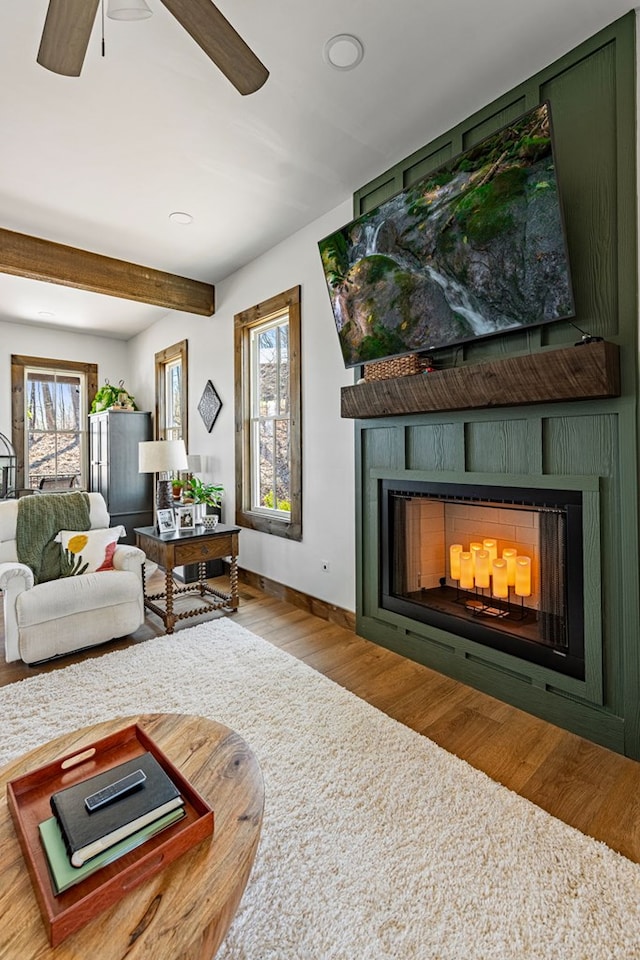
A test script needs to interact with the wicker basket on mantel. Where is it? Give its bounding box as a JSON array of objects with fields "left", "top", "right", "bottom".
[{"left": 364, "top": 353, "right": 432, "bottom": 382}]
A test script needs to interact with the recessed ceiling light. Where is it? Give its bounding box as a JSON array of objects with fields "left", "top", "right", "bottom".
[
  {"left": 169, "top": 211, "right": 193, "bottom": 225},
  {"left": 37, "top": 311, "right": 56, "bottom": 319},
  {"left": 323, "top": 34, "right": 364, "bottom": 71}
]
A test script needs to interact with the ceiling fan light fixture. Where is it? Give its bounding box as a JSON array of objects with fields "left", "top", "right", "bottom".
[{"left": 107, "top": 0, "right": 153, "bottom": 21}]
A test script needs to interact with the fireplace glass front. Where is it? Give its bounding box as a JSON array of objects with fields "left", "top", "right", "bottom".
[{"left": 380, "top": 481, "right": 585, "bottom": 680}]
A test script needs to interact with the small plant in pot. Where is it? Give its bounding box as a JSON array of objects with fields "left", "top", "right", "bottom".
[
  {"left": 171, "top": 478, "right": 185, "bottom": 501},
  {"left": 187, "top": 476, "right": 224, "bottom": 527}
]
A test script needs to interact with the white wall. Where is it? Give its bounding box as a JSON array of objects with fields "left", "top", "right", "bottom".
[
  {"left": 0, "top": 198, "right": 357, "bottom": 612},
  {"left": 0, "top": 320, "right": 133, "bottom": 439},
  {"left": 129, "top": 197, "right": 357, "bottom": 612}
]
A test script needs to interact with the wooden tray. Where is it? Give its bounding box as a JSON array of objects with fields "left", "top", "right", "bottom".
[{"left": 6, "top": 723, "right": 214, "bottom": 947}]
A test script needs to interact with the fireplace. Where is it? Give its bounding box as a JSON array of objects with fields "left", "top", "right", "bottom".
[{"left": 380, "top": 480, "right": 585, "bottom": 680}]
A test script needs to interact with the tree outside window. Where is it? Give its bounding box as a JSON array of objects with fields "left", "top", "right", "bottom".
[
  {"left": 252, "top": 316, "right": 291, "bottom": 515},
  {"left": 27, "top": 368, "right": 84, "bottom": 488},
  {"left": 11, "top": 356, "right": 97, "bottom": 491},
  {"left": 155, "top": 340, "right": 188, "bottom": 445}
]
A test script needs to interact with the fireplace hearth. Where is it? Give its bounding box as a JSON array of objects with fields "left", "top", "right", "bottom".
[{"left": 380, "top": 480, "right": 585, "bottom": 680}]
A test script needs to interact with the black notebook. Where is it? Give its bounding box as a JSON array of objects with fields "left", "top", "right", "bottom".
[{"left": 50, "top": 752, "right": 184, "bottom": 867}]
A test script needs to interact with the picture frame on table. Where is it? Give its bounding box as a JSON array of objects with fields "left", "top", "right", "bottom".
[
  {"left": 175, "top": 505, "right": 195, "bottom": 531},
  {"left": 157, "top": 508, "right": 176, "bottom": 533}
]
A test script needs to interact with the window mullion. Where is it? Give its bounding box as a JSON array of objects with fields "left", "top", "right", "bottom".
[
  {"left": 251, "top": 415, "right": 260, "bottom": 510},
  {"left": 268, "top": 413, "right": 276, "bottom": 508}
]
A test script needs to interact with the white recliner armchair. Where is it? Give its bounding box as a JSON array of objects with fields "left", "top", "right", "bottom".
[{"left": 0, "top": 492, "right": 146, "bottom": 664}]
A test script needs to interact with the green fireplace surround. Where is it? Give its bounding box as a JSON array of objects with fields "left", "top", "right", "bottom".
[{"left": 348, "top": 12, "right": 640, "bottom": 758}]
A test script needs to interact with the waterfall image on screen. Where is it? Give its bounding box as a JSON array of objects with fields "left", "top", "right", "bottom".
[{"left": 318, "top": 102, "right": 575, "bottom": 367}]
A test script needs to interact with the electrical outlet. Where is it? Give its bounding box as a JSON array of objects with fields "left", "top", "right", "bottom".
[{"left": 321, "top": 560, "right": 330, "bottom": 572}]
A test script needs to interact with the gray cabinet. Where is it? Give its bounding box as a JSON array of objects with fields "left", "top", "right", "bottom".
[{"left": 89, "top": 411, "right": 153, "bottom": 543}]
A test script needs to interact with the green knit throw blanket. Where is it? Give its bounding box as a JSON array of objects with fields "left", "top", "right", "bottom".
[{"left": 16, "top": 492, "right": 91, "bottom": 584}]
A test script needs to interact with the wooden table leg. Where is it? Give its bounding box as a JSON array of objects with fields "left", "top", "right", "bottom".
[
  {"left": 165, "top": 566, "right": 176, "bottom": 634},
  {"left": 229, "top": 554, "right": 239, "bottom": 611}
]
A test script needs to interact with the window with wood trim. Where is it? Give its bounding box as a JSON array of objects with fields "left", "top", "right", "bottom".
[
  {"left": 235, "top": 286, "right": 301, "bottom": 540},
  {"left": 11, "top": 355, "right": 98, "bottom": 492},
  {"left": 155, "top": 340, "right": 188, "bottom": 446}
]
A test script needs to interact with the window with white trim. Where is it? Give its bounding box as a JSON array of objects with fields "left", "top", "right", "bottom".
[{"left": 235, "top": 286, "right": 301, "bottom": 540}]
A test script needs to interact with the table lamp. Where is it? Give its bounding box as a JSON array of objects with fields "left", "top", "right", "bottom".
[{"left": 139, "top": 439, "right": 188, "bottom": 513}]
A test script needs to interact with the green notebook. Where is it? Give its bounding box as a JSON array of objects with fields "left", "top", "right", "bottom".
[{"left": 39, "top": 807, "right": 185, "bottom": 894}]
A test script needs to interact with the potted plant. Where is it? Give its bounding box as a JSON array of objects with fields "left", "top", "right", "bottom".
[
  {"left": 90, "top": 379, "right": 138, "bottom": 413},
  {"left": 171, "top": 478, "right": 185, "bottom": 501},
  {"left": 187, "top": 476, "right": 224, "bottom": 525}
]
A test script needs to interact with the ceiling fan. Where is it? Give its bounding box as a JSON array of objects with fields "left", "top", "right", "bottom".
[{"left": 36, "top": 0, "right": 269, "bottom": 95}]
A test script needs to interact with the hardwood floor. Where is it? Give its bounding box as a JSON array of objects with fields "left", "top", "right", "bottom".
[{"left": 3, "top": 573, "right": 640, "bottom": 863}]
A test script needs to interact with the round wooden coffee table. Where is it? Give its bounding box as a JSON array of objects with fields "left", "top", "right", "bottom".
[{"left": 0, "top": 713, "right": 264, "bottom": 959}]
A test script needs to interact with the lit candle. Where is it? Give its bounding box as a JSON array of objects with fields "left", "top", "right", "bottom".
[
  {"left": 515, "top": 556, "right": 532, "bottom": 597},
  {"left": 483, "top": 539, "right": 498, "bottom": 564},
  {"left": 475, "top": 550, "right": 491, "bottom": 588},
  {"left": 449, "top": 544, "right": 463, "bottom": 581},
  {"left": 470, "top": 542, "right": 483, "bottom": 574},
  {"left": 459, "top": 552, "right": 474, "bottom": 590},
  {"left": 492, "top": 558, "right": 508, "bottom": 598},
  {"left": 503, "top": 548, "right": 517, "bottom": 586}
]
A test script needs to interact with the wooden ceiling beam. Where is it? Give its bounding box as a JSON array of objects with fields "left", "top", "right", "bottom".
[{"left": 0, "top": 227, "right": 215, "bottom": 316}]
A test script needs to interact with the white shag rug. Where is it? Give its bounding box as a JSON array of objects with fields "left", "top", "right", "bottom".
[{"left": 1, "top": 620, "right": 640, "bottom": 960}]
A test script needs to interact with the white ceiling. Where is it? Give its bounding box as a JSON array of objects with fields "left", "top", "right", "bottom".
[{"left": 0, "top": 0, "right": 634, "bottom": 340}]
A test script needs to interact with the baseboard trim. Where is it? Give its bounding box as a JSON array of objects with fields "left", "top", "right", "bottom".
[{"left": 237, "top": 567, "right": 355, "bottom": 632}]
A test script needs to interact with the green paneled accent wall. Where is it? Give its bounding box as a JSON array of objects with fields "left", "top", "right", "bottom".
[
  {"left": 465, "top": 419, "right": 538, "bottom": 475},
  {"left": 406, "top": 423, "right": 464, "bottom": 473},
  {"left": 352, "top": 13, "right": 640, "bottom": 757}
]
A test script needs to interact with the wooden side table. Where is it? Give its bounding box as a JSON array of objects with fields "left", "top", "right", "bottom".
[
  {"left": 135, "top": 524, "right": 240, "bottom": 634},
  {"left": 0, "top": 713, "right": 264, "bottom": 959}
]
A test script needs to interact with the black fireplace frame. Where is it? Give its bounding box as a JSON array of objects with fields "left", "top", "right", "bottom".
[{"left": 380, "top": 479, "right": 585, "bottom": 680}]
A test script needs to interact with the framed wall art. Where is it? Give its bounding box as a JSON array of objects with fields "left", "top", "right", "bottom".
[{"left": 198, "top": 380, "right": 222, "bottom": 433}]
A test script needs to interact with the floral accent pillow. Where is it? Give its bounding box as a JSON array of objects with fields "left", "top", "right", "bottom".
[{"left": 55, "top": 526, "right": 126, "bottom": 576}]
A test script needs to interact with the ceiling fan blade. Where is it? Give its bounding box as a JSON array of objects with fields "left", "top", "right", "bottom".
[
  {"left": 37, "top": 0, "right": 101, "bottom": 76},
  {"left": 159, "top": 0, "right": 269, "bottom": 95}
]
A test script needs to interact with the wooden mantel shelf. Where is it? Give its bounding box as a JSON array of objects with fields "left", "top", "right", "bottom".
[{"left": 340, "top": 340, "right": 620, "bottom": 419}]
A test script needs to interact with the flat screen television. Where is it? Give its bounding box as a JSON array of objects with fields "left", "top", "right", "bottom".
[{"left": 318, "top": 101, "right": 575, "bottom": 368}]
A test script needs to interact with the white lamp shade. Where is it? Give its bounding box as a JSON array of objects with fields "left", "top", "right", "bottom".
[
  {"left": 107, "top": 0, "right": 152, "bottom": 20},
  {"left": 138, "top": 439, "right": 188, "bottom": 474}
]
